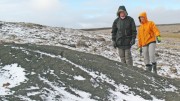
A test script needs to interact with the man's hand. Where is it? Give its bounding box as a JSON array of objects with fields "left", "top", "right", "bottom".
[
  {"left": 157, "top": 36, "right": 161, "bottom": 43},
  {"left": 130, "top": 39, "right": 135, "bottom": 46}
]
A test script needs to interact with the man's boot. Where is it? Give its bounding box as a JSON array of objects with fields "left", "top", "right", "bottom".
[
  {"left": 152, "top": 62, "right": 157, "bottom": 74},
  {"left": 146, "top": 64, "right": 152, "bottom": 72}
]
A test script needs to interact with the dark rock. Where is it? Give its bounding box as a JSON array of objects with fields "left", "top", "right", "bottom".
[{"left": 0, "top": 43, "right": 179, "bottom": 101}]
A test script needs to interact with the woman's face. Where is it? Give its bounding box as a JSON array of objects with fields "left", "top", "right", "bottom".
[{"left": 140, "top": 17, "right": 145, "bottom": 23}]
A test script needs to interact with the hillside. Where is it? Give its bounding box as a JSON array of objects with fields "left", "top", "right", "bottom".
[
  {"left": 0, "top": 43, "right": 179, "bottom": 101},
  {"left": 0, "top": 21, "right": 179, "bottom": 78},
  {"left": 0, "top": 21, "right": 180, "bottom": 101}
]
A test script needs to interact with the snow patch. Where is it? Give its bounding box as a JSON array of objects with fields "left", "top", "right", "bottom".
[
  {"left": 39, "top": 76, "right": 95, "bottom": 101},
  {"left": 0, "top": 63, "right": 28, "bottom": 95},
  {"left": 73, "top": 75, "right": 86, "bottom": 81}
]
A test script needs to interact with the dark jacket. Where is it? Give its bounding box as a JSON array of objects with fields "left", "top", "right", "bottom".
[{"left": 112, "top": 6, "right": 137, "bottom": 49}]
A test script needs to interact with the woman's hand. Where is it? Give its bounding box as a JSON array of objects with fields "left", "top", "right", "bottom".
[{"left": 157, "top": 36, "right": 161, "bottom": 43}]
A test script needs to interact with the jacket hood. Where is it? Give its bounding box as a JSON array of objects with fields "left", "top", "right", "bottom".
[
  {"left": 139, "top": 12, "right": 148, "bottom": 24},
  {"left": 117, "top": 6, "right": 128, "bottom": 16}
]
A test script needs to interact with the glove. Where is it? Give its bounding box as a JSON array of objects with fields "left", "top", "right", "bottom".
[
  {"left": 157, "top": 36, "right": 161, "bottom": 43},
  {"left": 113, "top": 41, "right": 117, "bottom": 49},
  {"left": 130, "top": 39, "right": 135, "bottom": 46}
]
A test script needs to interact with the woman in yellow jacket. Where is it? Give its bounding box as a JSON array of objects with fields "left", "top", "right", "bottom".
[{"left": 138, "top": 12, "right": 161, "bottom": 74}]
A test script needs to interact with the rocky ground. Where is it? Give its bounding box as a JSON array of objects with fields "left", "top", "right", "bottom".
[
  {"left": 1, "top": 21, "right": 179, "bottom": 79},
  {"left": 0, "top": 21, "right": 180, "bottom": 101},
  {"left": 0, "top": 43, "right": 179, "bottom": 101}
]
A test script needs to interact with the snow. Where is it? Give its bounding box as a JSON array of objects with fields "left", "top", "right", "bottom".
[
  {"left": 164, "top": 84, "right": 178, "bottom": 92},
  {"left": 27, "top": 91, "right": 41, "bottom": 96},
  {"left": 0, "top": 22, "right": 179, "bottom": 100},
  {"left": 0, "top": 63, "right": 28, "bottom": 95},
  {"left": 31, "top": 72, "right": 36, "bottom": 75},
  {"left": 1, "top": 22, "right": 179, "bottom": 79},
  {"left": 109, "top": 90, "right": 161, "bottom": 101},
  {"left": 25, "top": 86, "right": 39, "bottom": 90},
  {"left": 73, "top": 75, "right": 86, "bottom": 81},
  {"left": 17, "top": 95, "right": 36, "bottom": 101},
  {"left": 39, "top": 76, "right": 95, "bottom": 101},
  {"left": 11, "top": 46, "right": 165, "bottom": 101}
]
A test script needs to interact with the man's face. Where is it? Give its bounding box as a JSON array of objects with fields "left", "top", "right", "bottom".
[{"left": 119, "top": 11, "right": 125, "bottom": 17}]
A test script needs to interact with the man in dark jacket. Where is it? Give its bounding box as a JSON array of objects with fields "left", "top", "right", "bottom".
[{"left": 112, "top": 6, "right": 137, "bottom": 66}]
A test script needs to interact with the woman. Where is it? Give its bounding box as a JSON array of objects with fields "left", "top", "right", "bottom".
[{"left": 138, "top": 12, "right": 161, "bottom": 74}]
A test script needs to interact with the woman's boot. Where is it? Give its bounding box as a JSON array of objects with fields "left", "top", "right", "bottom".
[{"left": 152, "top": 62, "right": 157, "bottom": 74}]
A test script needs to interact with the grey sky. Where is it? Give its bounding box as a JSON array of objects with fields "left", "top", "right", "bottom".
[{"left": 0, "top": 0, "right": 179, "bottom": 28}]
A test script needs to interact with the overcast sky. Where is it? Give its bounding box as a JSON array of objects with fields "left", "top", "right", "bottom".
[{"left": 0, "top": 0, "right": 180, "bottom": 28}]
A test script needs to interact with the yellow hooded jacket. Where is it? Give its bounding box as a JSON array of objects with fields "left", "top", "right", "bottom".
[{"left": 138, "top": 12, "right": 160, "bottom": 48}]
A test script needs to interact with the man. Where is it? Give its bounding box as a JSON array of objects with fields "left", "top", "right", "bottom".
[
  {"left": 138, "top": 12, "right": 161, "bottom": 74},
  {"left": 112, "top": 6, "right": 137, "bottom": 66}
]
